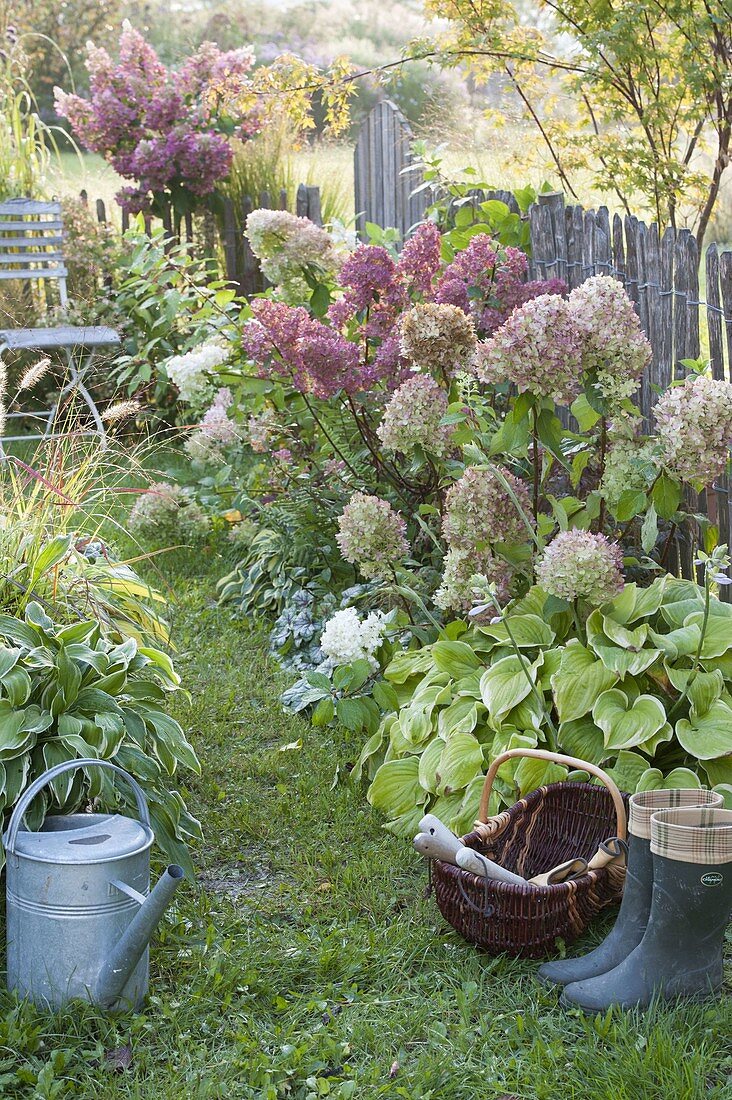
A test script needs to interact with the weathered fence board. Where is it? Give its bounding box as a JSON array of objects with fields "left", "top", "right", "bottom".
[{"left": 354, "top": 100, "right": 426, "bottom": 242}]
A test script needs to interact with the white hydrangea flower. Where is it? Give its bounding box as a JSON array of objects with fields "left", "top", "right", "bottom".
[
  {"left": 165, "top": 341, "right": 230, "bottom": 403},
  {"left": 319, "top": 608, "right": 387, "bottom": 668}
]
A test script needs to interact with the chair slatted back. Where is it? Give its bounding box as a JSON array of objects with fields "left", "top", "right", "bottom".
[{"left": 0, "top": 199, "right": 68, "bottom": 306}]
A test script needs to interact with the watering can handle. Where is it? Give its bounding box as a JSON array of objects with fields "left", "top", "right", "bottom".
[{"left": 4, "top": 758, "right": 151, "bottom": 854}]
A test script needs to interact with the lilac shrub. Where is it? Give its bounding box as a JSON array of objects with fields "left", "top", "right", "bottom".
[{"left": 55, "top": 23, "right": 260, "bottom": 216}]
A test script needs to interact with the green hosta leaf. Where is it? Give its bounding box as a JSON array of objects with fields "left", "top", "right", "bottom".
[
  {"left": 383, "top": 805, "right": 429, "bottom": 838},
  {"left": 398, "top": 707, "right": 434, "bottom": 746},
  {"left": 352, "top": 724, "right": 387, "bottom": 785},
  {"left": 593, "top": 689, "right": 667, "bottom": 751},
  {"left": 688, "top": 669, "right": 725, "bottom": 716},
  {"left": 0, "top": 704, "right": 39, "bottom": 761},
  {"left": 0, "top": 648, "right": 20, "bottom": 680},
  {"left": 662, "top": 767, "right": 702, "bottom": 789},
  {"left": 636, "top": 767, "right": 665, "bottom": 792},
  {"left": 558, "top": 717, "right": 606, "bottom": 765},
  {"left": 676, "top": 701, "right": 732, "bottom": 759},
  {"left": 385, "top": 649, "right": 436, "bottom": 683},
  {"left": 479, "top": 614, "right": 555, "bottom": 649},
  {"left": 0, "top": 615, "right": 41, "bottom": 649},
  {"left": 506, "top": 693, "right": 545, "bottom": 732},
  {"left": 552, "top": 644, "right": 618, "bottom": 722},
  {"left": 648, "top": 624, "right": 701, "bottom": 659},
  {"left": 42, "top": 741, "right": 78, "bottom": 804},
  {"left": 713, "top": 784, "right": 732, "bottom": 809},
  {"left": 636, "top": 722, "right": 673, "bottom": 755},
  {"left": 593, "top": 643, "right": 660, "bottom": 679},
  {"left": 600, "top": 617, "right": 649, "bottom": 650},
  {"left": 1, "top": 666, "right": 32, "bottom": 707},
  {"left": 368, "top": 757, "right": 426, "bottom": 818},
  {"left": 606, "top": 750, "right": 649, "bottom": 793},
  {"left": 608, "top": 579, "right": 667, "bottom": 624},
  {"left": 480, "top": 655, "right": 537, "bottom": 720},
  {"left": 683, "top": 613, "right": 732, "bottom": 659},
  {"left": 431, "top": 640, "right": 482, "bottom": 679},
  {"left": 437, "top": 697, "right": 479, "bottom": 739},
  {"left": 435, "top": 732, "right": 483, "bottom": 796},
  {"left": 652, "top": 474, "right": 682, "bottom": 520},
  {"left": 513, "top": 757, "right": 567, "bottom": 796},
  {"left": 703, "top": 756, "right": 732, "bottom": 787},
  {"left": 418, "top": 737, "right": 444, "bottom": 793},
  {"left": 429, "top": 790, "right": 468, "bottom": 833}
]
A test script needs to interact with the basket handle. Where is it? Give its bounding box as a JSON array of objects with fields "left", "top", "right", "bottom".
[{"left": 477, "top": 747, "right": 627, "bottom": 840}]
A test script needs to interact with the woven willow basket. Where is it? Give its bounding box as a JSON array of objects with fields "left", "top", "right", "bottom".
[{"left": 430, "top": 748, "right": 629, "bottom": 958}]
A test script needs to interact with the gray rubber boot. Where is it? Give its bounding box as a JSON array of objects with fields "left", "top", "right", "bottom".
[
  {"left": 561, "top": 806, "right": 732, "bottom": 1012},
  {"left": 537, "top": 788, "right": 723, "bottom": 988}
]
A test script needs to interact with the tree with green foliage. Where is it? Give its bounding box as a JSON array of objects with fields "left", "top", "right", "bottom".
[{"left": 419, "top": 0, "right": 731, "bottom": 244}]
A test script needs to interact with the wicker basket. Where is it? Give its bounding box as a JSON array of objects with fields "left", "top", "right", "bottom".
[{"left": 430, "top": 748, "right": 629, "bottom": 958}]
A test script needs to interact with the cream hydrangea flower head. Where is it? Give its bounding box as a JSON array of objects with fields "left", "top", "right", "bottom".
[
  {"left": 536, "top": 529, "right": 624, "bottom": 605},
  {"left": 654, "top": 372, "right": 732, "bottom": 486},
  {"left": 400, "top": 302, "right": 477, "bottom": 376},
  {"left": 336, "top": 493, "right": 409, "bottom": 579}
]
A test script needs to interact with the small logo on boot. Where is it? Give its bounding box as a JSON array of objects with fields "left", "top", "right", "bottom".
[{"left": 700, "top": 872, "right": 723, "bottom": 887}]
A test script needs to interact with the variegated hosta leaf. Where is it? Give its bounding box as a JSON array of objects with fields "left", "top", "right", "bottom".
[
  {"left": 480, "top": 654, "right": 540, "bottom": 720},
  {"left": 435, "top": 732, "right": 483, "bottom": 796},
  {"left": 367, "top": 757, "right": 426, "bottom": 819},
  {"left": 551, "top": 643, "right": 618, "bottom": 722},
  {"left": 593, "top": 689, "right": 668, "bottom": 751},
  {"left": 478, "top": 614, "right": 555, "bottom": 649},
  {"left": 676, "top": 701, "right": 732, "bottom": 759}
]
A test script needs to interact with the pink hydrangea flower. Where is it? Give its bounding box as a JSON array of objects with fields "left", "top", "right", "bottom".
[
  {"left": 377, "top": 375, "right": 454, "bottom": 456},
  {"left": 654, "top": 373, "right": 732, "bottom": 486},
  {"left": 476, "top": 294, "right": 584, "bottom": 406},
  {"left": 396, "top": 222, "right": 442, "bottom": 297},
  {"left": 442, "top": 466, "right": 531, "bottom": 549},
  {"left": 568, "top": 275, "right": 652, "bottom": 384}
]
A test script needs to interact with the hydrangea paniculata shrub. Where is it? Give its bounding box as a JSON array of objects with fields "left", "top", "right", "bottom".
[
  {"left": 245, "top": 209, "right": 344, "bottom": 295},
  {"left": 129, "top": 482, "right": 209, "bottom": 545}
]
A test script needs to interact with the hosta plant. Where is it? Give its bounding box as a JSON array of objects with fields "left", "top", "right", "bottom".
[
  {"left": 357, "top": 555, "right": 732, "bottom": 837},
  {"left": 0, "top": 603, "right": 201, "bottom": 873}
]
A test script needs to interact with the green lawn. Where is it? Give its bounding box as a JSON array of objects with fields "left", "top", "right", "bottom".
[{"left": 1, "top": 549, "right": 729, "bottom": 1099}]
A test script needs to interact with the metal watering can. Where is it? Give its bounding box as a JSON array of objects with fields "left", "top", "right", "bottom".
[{"left": 4, "top": 759, "right": 185, "bottom": 1011}]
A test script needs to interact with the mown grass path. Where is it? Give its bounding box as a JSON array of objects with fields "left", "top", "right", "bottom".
[{"left": 1, "top": 568, "right": 730, "bottom": 1099}]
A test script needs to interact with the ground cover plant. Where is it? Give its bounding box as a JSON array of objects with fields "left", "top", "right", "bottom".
[{"left": 0, "top": 551, "right": 728, "bottom": 1099}]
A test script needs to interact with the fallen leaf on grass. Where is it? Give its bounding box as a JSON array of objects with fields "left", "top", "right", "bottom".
[
  {"left": 389, "top": 1061, "right": 399, "bottom": 1078},
  {"left": 279, "top": 739, "right": 302, "bottom": 751},
  {"left": 104, "top": 1045, "right": 133, "bottom": 1073}
]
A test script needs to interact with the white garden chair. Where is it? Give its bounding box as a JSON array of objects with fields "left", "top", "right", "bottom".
[{"left": 0, "top": 198, "right": 120, "bottom": 450}]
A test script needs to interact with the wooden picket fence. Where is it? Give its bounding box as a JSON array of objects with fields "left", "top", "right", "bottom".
[{"left": 80, "top": 182, "right": 323, "bottom": 296}]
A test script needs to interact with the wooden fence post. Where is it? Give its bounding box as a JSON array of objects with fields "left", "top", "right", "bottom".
[{"left": 354, "top": 100, "right": 426, "bottom": 243}]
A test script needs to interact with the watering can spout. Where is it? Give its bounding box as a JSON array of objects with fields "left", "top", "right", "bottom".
[{"left": 95, "top": 864, "right": 184, "bottom": 1008}]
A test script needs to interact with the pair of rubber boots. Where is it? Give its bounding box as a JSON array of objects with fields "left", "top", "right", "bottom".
[{"left": 538, "top": 789, "right": 732, "bottom": 1011}]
